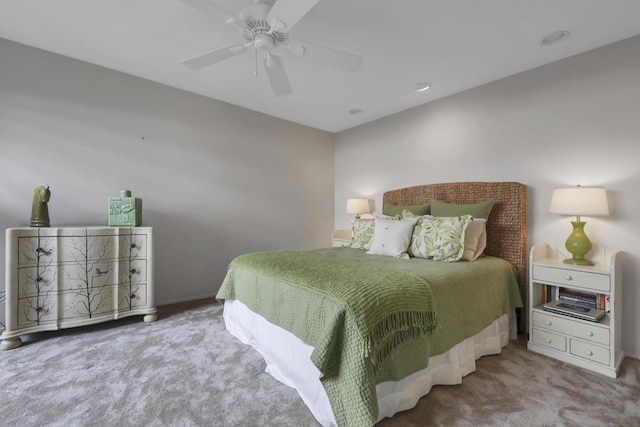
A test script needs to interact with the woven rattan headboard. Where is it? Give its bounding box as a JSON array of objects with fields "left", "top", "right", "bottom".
[{"left": 384, "top": 182, "right": 528, "bottom": 327}]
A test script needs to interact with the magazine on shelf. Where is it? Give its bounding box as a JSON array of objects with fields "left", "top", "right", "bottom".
[{"left": 543, "top": 300, "right": 606, "bottom": 322}]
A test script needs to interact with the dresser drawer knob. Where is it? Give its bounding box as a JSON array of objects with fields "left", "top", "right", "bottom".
[
  {"left": 564, "top": 275, "right": 573, "bottom": 281},
  {"left": 585, "top": 350, "right": 594, "bottom": 356},
  {"left": 545, "top": 338, "right": 552, "bottom": 343},
  {"left": 131, "top": 243, "right": 137, "bottom": 249},
  {"left": 131, "top": 268, "right": 137, "bottom": 274},
  {"left": 546, "top": 321, "right": 552, "bottom": 326},
  {"left": 585, "top": 331, "right": 594, "bottom": 337}
]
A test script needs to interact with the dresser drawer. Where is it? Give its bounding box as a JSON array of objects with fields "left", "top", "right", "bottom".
[
  {"left": 532, "top": 311, "right": 609, "bottom": 346},
  {"left": 532, "top": 265, "right": 610, "bottom": 292},
  {"left": 532, "top": 328, "right": 566, "bottom": 352},
  {"left": 570, "top": 339, "right": 610, "bottom": 365}
]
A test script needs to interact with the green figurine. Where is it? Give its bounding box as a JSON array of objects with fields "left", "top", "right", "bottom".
[{"left": 30, "top": 184, "right": 51, "bottom": 227}]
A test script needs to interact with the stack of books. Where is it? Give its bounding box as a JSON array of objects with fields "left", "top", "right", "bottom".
[{"left": 558, "top": 288, "right": 611, "bottom": 310}]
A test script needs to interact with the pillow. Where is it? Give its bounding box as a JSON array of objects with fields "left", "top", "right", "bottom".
[
  {"left": 383, "top": 201, "right": 430, "bottom": 218},
  {"left": 350, "top": 213, "right": 401, "bottom": 250},
  {"left": 430, "top": 198, "right": 495, "bottom": 219},
  {"left": 367, "top": 217, "right": 418, "bottom": 258},
  {"left": 400, "top": 209, "right": 420, "bottom": 219},
  {"left": 373, "top": 211, "right": 398, "bottom": 219},
  {"left": 409, "top": 214, "right": 473, "bottom": 261},
  {"left": 350, "top": 217, "right": 375, "bottom": 250},
  {"left": 461, "top": 218, "right": 487, "bottom": 261}
]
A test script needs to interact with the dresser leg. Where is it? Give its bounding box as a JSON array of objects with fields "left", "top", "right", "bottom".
[
  {"left": 143, "top": 313, "right": 157, "bottom": 323},
  {"left": 1, "top": 337, "right": 23, "bottom": 351}
]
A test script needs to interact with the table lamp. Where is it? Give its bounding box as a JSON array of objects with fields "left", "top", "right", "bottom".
[
  {"left": 549, "top": 186, "right": 609, "bottom": 266},
  {"left": 346, "top": 198, "right": 370, "bottom": 220}
]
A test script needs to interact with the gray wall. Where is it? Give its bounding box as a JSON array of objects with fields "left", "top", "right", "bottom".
[
  {"left": 0, "top": 38, "right": 335, "bottom": 319},
  {"left": 335, "top": 35, "right": 640, "bottom": 358}
]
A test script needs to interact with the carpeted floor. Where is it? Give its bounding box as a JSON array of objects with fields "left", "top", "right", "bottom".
[{"left": 1, "top": 299, "right": 638, "bottom": 426}]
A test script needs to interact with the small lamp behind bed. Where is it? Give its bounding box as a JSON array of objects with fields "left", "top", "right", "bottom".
[
  {"left": 549, "top": 185, "right": 609, "bottom": 266},
  {"left": 346, "top": 198, "right": 370, "bottom": 220}
]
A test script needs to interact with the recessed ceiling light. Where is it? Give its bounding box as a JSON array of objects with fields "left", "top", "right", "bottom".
[
  {"left": 349, "top": 108, "right": 363, "bottom": 115},
  {"left": 540, "top": 30, "right": 571, "bottom": 46},
  {"left": 413, "top": 82, "right": 431, "bottom": 92}
]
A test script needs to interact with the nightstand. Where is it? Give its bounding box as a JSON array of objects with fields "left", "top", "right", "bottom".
[
  {"left": 331, "top": 229, "right": 352, "bottom": 247},
  {"left": 527, "top": 243, "right": 623, "bottom": 378}
]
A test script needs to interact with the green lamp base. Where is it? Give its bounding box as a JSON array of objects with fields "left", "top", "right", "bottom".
[
  {"left": 563, "top": 258, "right": 595, "bottom": 266},
  {"left": 563, "top": 221, "right": 594, "bottom": 266}
]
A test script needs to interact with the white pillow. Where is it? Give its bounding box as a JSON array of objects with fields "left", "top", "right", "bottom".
[
  {"left": 367, "top": 217, "right": 417, "bottom": 258},
  {"left": 373, "top": 211, "right": 398, "bottom": 219},
  {"left": 461, "top": 218, "right": 487, "bottom": 261}
]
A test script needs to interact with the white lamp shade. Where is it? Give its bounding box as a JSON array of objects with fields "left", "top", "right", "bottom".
[
  {"left": 346, "top": 198, "right": 370, "bottom": 215},
  {"left": 549, "top": 186, "right": 609, "bottom": 216}
]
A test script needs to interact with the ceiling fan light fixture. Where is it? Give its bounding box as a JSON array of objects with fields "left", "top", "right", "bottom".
[
  {"left": 540, "top": 30, "right": 571, "bottom": 46},
  {"left": 413, "top": 82, "right": 431, "bottom": 92},
  {"left": 254, "top": 33, "right": 276, "bottom": 51}
]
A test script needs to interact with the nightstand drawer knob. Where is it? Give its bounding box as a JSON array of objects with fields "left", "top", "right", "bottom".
[
  {"left": 545, "top": 321, "right": 552, "bottom": 326},
  {"left": 545, "top": 338, "right": 552, "bottom": 344},
  {"left": 564, "top": 275, "right": 573, "bottom": 281},
  {"left": 585, "top": 350, "right": 594, "bottom": 356},
  {"left": 585, "top": 331, "right": 594, "bottom": 337}
]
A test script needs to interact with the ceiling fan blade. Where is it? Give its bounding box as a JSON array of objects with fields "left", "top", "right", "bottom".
[
  {"left": 263, "top": 54, "right": 292, "bottom": 96},
  {"left": 180, "top": 0, "right": 236, "bottom": 21},
  {"left": 287, "top": 41, "right": 362, "bottom": 73},
  {"left": 267, "top": 0, "right": 320, "bottom": 32},
  {"left": 182, "top": 44, "right": 247, "bottom": 69}
]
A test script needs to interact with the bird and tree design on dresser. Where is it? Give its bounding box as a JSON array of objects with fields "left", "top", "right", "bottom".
[{"left": 1, "top": 227, "right": 156, "bottom": 350}]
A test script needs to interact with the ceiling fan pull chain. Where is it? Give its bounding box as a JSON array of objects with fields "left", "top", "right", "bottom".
[{"left": 255, "top": 47, "right": 258, "bottom": 77}]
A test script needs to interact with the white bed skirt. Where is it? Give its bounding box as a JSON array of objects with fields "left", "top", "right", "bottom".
[{"left": 223, "top": 299, "right": 516, "bottom": 427}]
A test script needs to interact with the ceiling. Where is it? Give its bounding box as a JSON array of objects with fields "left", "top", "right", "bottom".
[{"left": 1, "top": 1, "right": 640, "bottom": 133}]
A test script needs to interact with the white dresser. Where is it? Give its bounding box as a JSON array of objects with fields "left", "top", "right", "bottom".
[
  {"left": 527, "top": 243, "right": 623, "bottom": 377},
  {"left": 1, "top": 227, "right": 156, "bottom": 350}
]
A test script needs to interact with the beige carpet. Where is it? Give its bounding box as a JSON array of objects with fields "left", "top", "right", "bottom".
[{"left": 1, "top": 299, "right": 638, "bottom": 426}]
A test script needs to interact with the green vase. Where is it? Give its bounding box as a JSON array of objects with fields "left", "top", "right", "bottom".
[
  {"left": 564, "top": 221, "right": 594, "bottom": 266},
  {"left": 109, "top": 190, "right": 142, "bottom": 227}
]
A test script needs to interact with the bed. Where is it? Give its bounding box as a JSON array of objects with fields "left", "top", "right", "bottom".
[{"left": 216, "top": 181, "right": 528, "bottom": 426}]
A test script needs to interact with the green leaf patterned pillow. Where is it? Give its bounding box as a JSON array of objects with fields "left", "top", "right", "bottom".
[
  {"left": 350, "top": 218, "right": 375, "bottom": 250},
  {"left": 409, "top": 214, "right": 473, "bottom": 261}
]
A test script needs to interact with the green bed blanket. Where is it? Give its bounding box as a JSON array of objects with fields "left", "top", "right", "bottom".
[{"left": 216, "top": 247, "right": 522, "bottom": 427}]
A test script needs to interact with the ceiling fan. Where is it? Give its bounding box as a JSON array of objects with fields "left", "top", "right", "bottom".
[{"left": 180, "top": 0, "right": 363, "bottom": 96}]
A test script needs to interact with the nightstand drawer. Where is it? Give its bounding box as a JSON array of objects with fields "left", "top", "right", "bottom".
[
  {"left": 532, "top": 328, "right": 566, "bottom": 352},
  {"left": 532, "top": 265, "right": 610, "bottom": 292},
  {"left": 570, "top": 340, "right": 610, "bottom": 365},
  {"left": 532, "top": 311, "right": 609, "bottom": 346}
]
